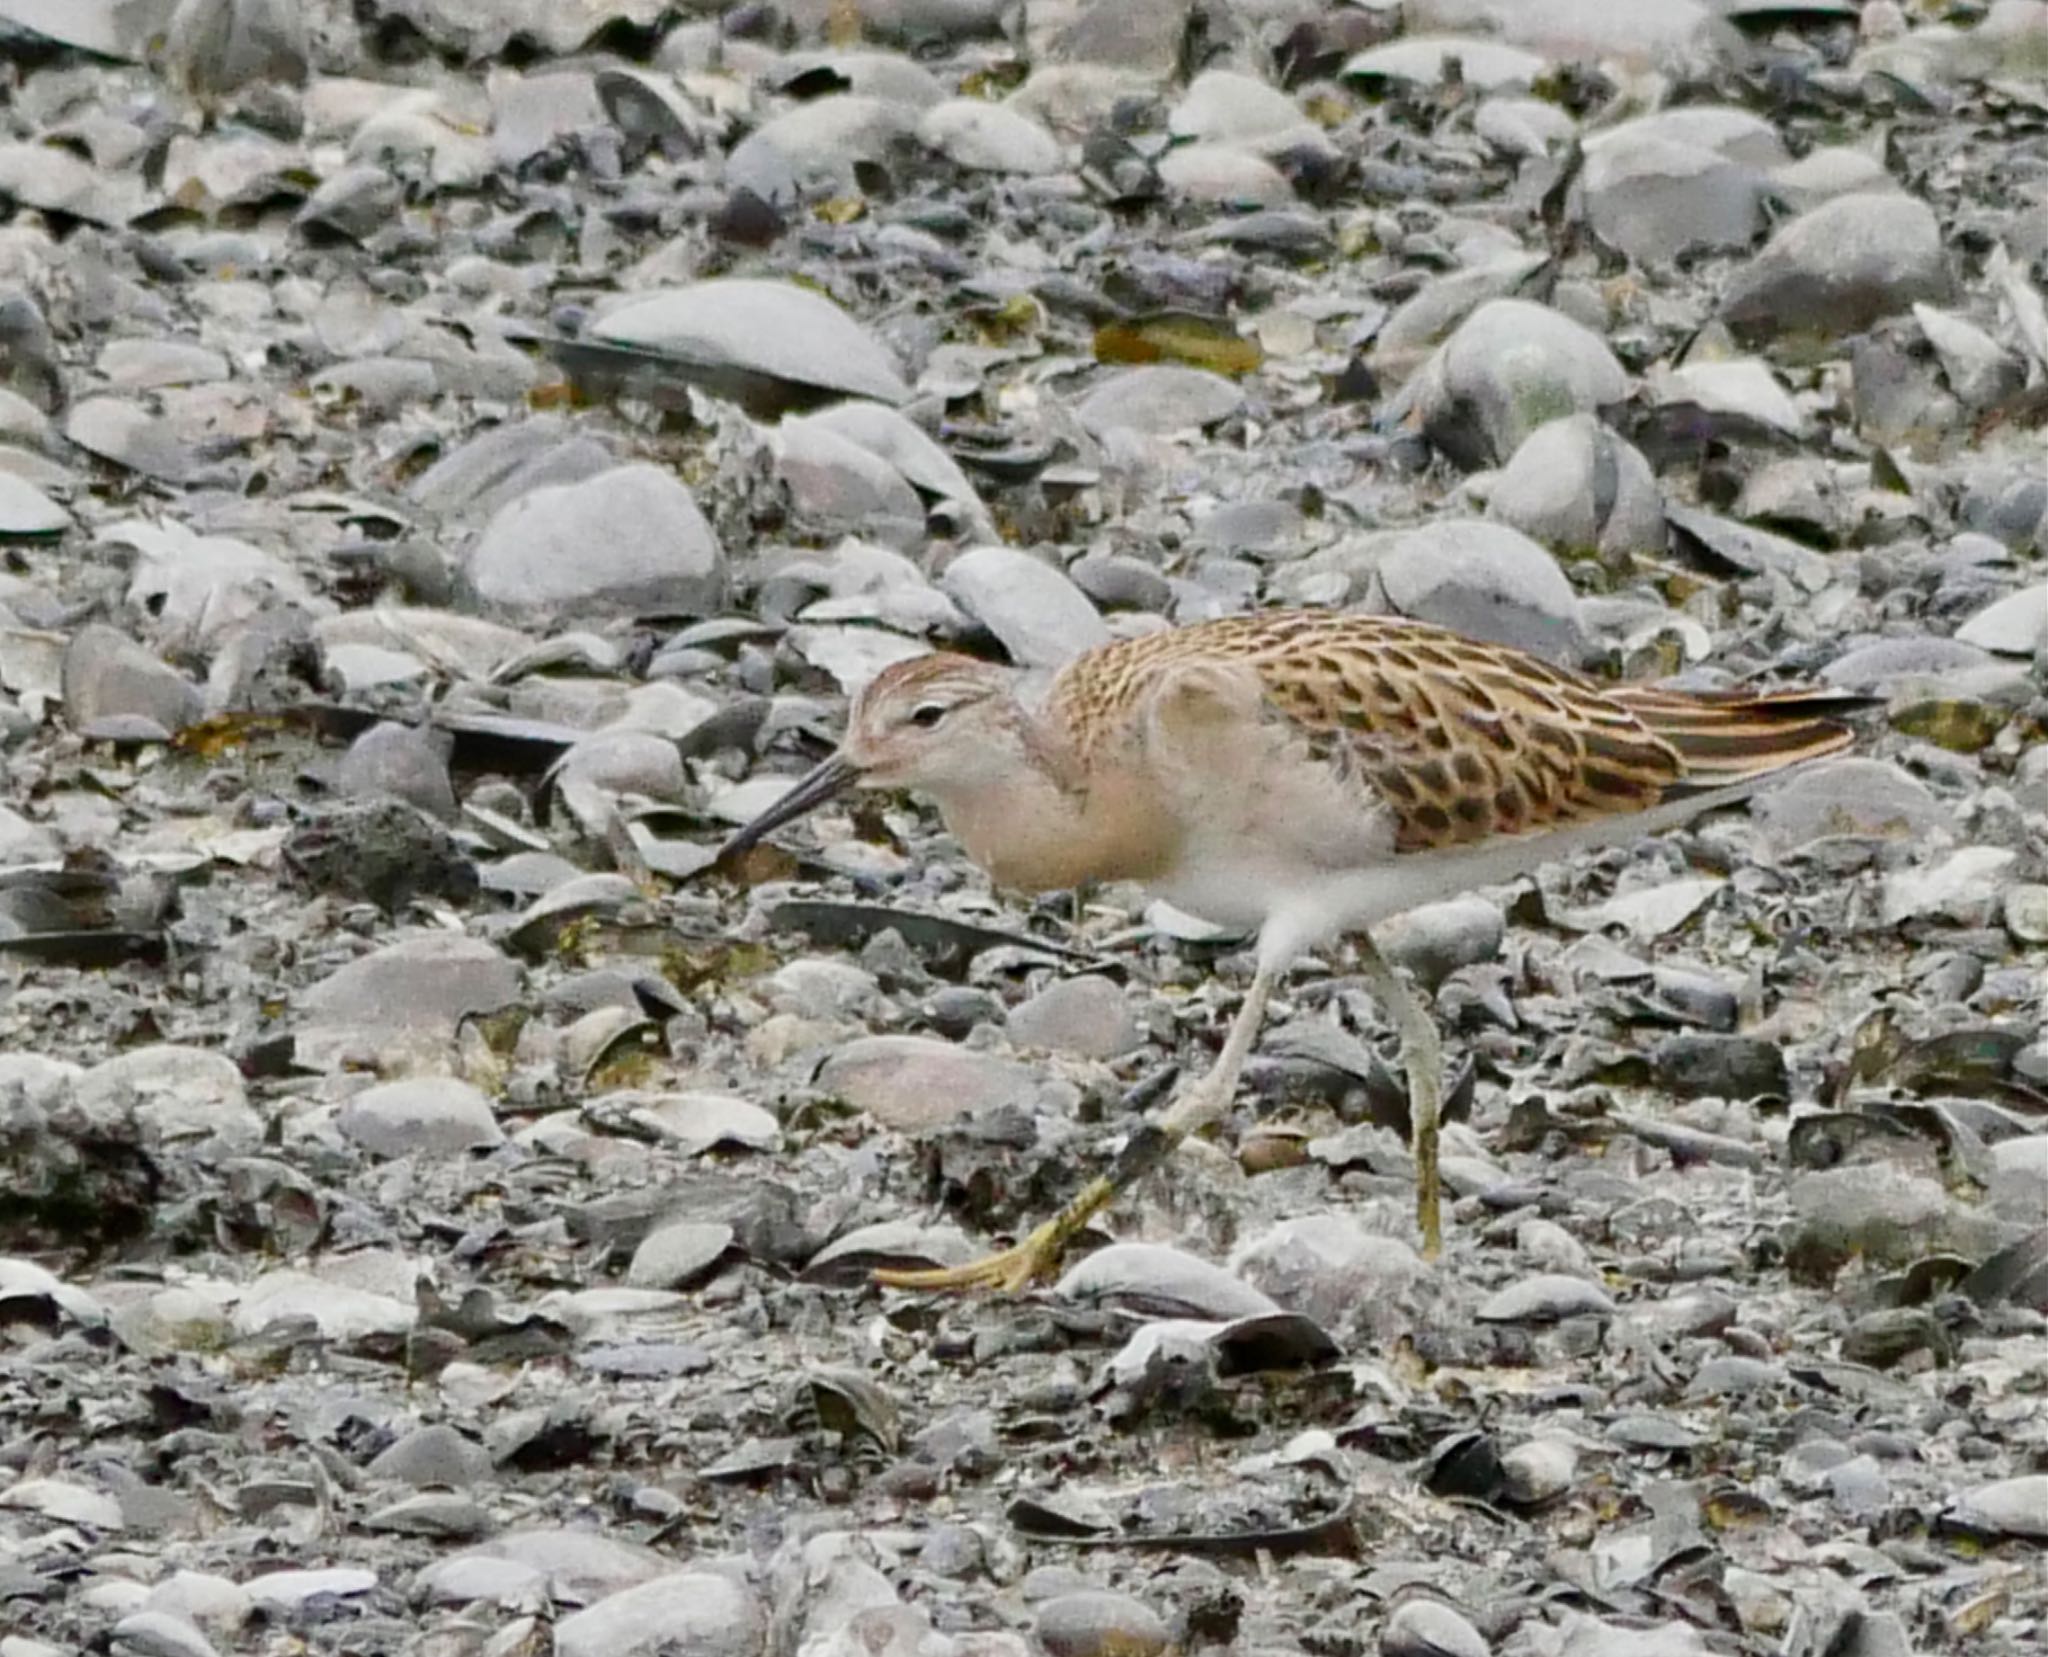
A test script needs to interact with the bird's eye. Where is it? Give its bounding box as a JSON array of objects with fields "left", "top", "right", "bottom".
[{"left": 907, "top": 702, "right": 948, "bottom": 730}]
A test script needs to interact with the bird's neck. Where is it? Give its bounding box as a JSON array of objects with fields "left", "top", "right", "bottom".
[{"left": 933, "top": 718, "right": 1169, "bottom": 894}]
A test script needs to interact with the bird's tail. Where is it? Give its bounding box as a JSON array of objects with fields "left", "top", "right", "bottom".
[{"left": 1611, "top": 686, "right": 1875, "bottom": 790}]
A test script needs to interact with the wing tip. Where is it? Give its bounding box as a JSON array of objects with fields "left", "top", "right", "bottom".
[{"left": 1626, "top": 685, "right": 1876, "bottom": 788}]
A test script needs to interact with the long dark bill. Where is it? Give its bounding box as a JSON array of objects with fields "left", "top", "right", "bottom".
[{"left": 717, "top": 753, "right": 862, "bottom": 861}]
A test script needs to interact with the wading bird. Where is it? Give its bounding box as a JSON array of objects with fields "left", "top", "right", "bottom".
[{"left": 721, "top": 610, "right": 1864, "bottom": 1291}]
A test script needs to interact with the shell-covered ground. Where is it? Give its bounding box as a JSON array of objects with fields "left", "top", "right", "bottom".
[{"left": 0, "top": 2, "right": 2045, "bottom": 1655}]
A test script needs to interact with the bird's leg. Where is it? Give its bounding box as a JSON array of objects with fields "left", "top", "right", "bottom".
[
  {"left": 874, "top": 957, "right": 1283, "bottom": 1294},
  {"left": 1352, "top": 930, "right": 1444, "bottom": 1260}
]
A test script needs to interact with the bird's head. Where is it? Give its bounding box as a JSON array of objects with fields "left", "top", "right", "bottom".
[{"left": 718, "top": 653, "right": 1027, "bottom": 859}]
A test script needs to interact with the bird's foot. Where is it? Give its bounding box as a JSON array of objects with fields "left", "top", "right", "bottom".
[
  {"left": 872, "top": 1213, "right": 1074, "bottom": 1294},
  {"left": 872, "top": 1177, "right": 1116, "bottom": 1295}
]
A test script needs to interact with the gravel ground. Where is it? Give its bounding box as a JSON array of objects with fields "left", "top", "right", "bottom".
[{"left": 0, "top": 3, "right": 2045, "bottom": 1655}]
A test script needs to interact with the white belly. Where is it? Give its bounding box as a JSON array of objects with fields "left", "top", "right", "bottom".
[
  {"left": 1148, "top": 779, "right": 1775, "bottom": 951},
  {"left": 1149, "top": 859, "right": 1295, "bottom": 934},
  {"left": 1152, "top": 856, "right": 1426, "bottom": 945}
]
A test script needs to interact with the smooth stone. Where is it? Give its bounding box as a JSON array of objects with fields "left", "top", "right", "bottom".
[
  {"left": 1366, "top": 518, "right": 1583, "bottom": 665},
  {"left": 140, "top": 1572, "right": 249, "bottom": 1638},
  {"left": 1501, "top": 1436, "right": 1579, "bottom": 1505},
  {"left": 1374, "top": 253, "right": 1551, "bottom": 374},
  {"left": 1171, "top": 68, "right": 1323, "bottom": 151},
  {"left": 1070, "top": 552, "right": 1173, "bottom": 613},
  {"left": 769, "top": 959, "right": 883, "bottom": 1020},
  {"left": 1517, "top": 1218, "right": 1592, "bottom": 1275},
  {"left": 296, "top": 165, "right": 404, "bottom": 243},
  {"left": 336, "top": 721, "right": 457, "bottom": 820},
  {"left": 2018, "top": 745, "right": 2048, "bottom": 814},
  {"left": 1190, "top": 498, "right": 1304, "bottom": 555},
  {"left": 1647, "top": 966, "right": 1740, "bottom": 1032},
  {"left": 816, "top": 1036, "right": 1040, "bottom": 1133},
  {"left": 1230, "top": 1215, "right": 1424, "bottom": 1335},
  {"left": 431, "top": 1527, "right": 668, "bottom": 1602},
  {"left": 239, "top": 1569, "right": 376, "bottom": 1614},
  {"left": 593, "top": 279, "right": 910, "bottom": 405},
  {"left": 1580, "top": 134, "right": 1764, "bottom": 265},
  {"left": 0, "top": 1477, "right": 124, "bottom": 1529},
  {"left": 1685, "top": 1354, "right": 1781, "bottom": 1399},
  {"left": 1753, "top": 757, "right": 1957, "bottom": 847},
  {"left": 1373, "top": 896, "right": 1505, "bottom": 988},
  {"left": 1945, "top": 1474, "right": 2048, "bottom": 1540},
  {"left": 627, "top": 1092, "right": 778, "bottom": 1155},
  {"left": 1821, "top": 638, "right": 2001, "bottom": 691},
  {"left": 60, "top": 623, "right": 204, "bottom": 738},
  {"left": 2017, "top": 1037, "right": 2048, "bottom": 1087},
  {"left": 414, "top": 1554, "right": 546, "bottom": 1606},
  {"left": 1006, "top": 975, "right": 1146, "bottom": 1059},
  {"left": 1343, "top": 35, "right": 1547, "bottom": 92},
  {"left": 774, "top": 420, "right": 925, "bottom": 545},
  {"left": 1383, "top": 1598, "right": 1490, "bottom": 1657},
  {"left": 2006, "top": 886, "right": 2048, "bottom": 945},
  {"left": 97, "top": 339, "right": 231, "bottom": 389},
  {"left": 1914, "top": 303, "right": 2025, "bottom": 411},
  {"left": 1074, "top": 366, "right": 1244, "bottom": 437},
  {"left": 919, "top": 99, "right": 1062, "bottom": 173},
  {"left": 1276, "top": 519, "right": 1582, "bottom": 667},
  {"left": 555, "top": 729, "right": 687, "bottom": 800},
  {"left": 1035, "top": 1590, "right": 1172, "bottom": 1657},
  {"left": 1476, "top": 1274, "right": 1615, "bottom": 1323},
  {"left": 626, "top": 1221, "right": 736, "bottom": 1289},
  {"left": 939, "top": 545, "right": 1109, "bottom": 669},
  {"left": 1403, "top": 298, "right": 1628, "bottom": 469},
  {"left": 409, "top": 416, "right": 616, "bottom": 521},
  {"left": 791, "top": 402, "right": 987, "bottom": 519},
  {"left": 73, "top": 1046, "right": 261, "bottom": 1151},
  {"left": 464, "top": 463, "right": 726, "bottom": 622},
  {"left": 1056, "top": 1242, "right": 1280, "bottom": 1321},
  {"left": 366, "top": 1424, "right": 495, "bottom": 1489},
  {"left": 1881, "top": 847, "right": 2018, "bottom": 927},
  {"left": 338, "top": 1077, "right": 504, "bottom": 1159},
  {"left": 775, "top": 50, "right": 946, "bottom": 110},
  {"left": 1476, "top": 96, "right": 1576, "bottom": 160},
  {"left": 1647, "top": 357, "right": 1807, "bottom": 444},
  {"left": 1583, "top": 106, "right": 1787, "bottom": 169},
  {"left": 0, "top": 471, "right": 68, "bottom": 534},
  {"left": 555, "top": 1571, "right": 764, "bottom": 1657},
  {"left": 1486, "top": 414, "right": 1663, "bottom": 560},
  {"left": 1988, "top": 1136, "right": 2048, "bottom": 1224},
  {"left": 232, "top": 1272, "right": 412, "bottom": 1342},
  {"left": 1437, "top": 0, "right": 1716, "bottom": 63},
  {"left": 1721, "top": 192, "right": 1950, "bottom": 341},
  {"left": 726, "top": 93, "right": 916, "bottom": 203},
  {"left": 297, "top": 934, "right": 523, "bottom": 1042},
  {"left": 1955, "top": 581, "right": 2048, "bottom": 655},
  {"left": 1156, "top": 142, "right": 1294, "bottom": 205},
  {"left": 1770, "top": 145, "right": 1893, "bottom": 211}
]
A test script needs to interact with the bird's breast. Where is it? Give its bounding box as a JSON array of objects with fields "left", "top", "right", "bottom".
[{"left": 938, "top": 769, "right": 1177, "bottom": 895}]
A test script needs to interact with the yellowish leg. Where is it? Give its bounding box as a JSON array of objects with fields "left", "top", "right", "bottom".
[
  {"left": 875, "top": 960, "right": 1283, "bottom": 1292},
  {"left": 1353, "top": 930, "right": 1444, "bottom": 1259}
]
